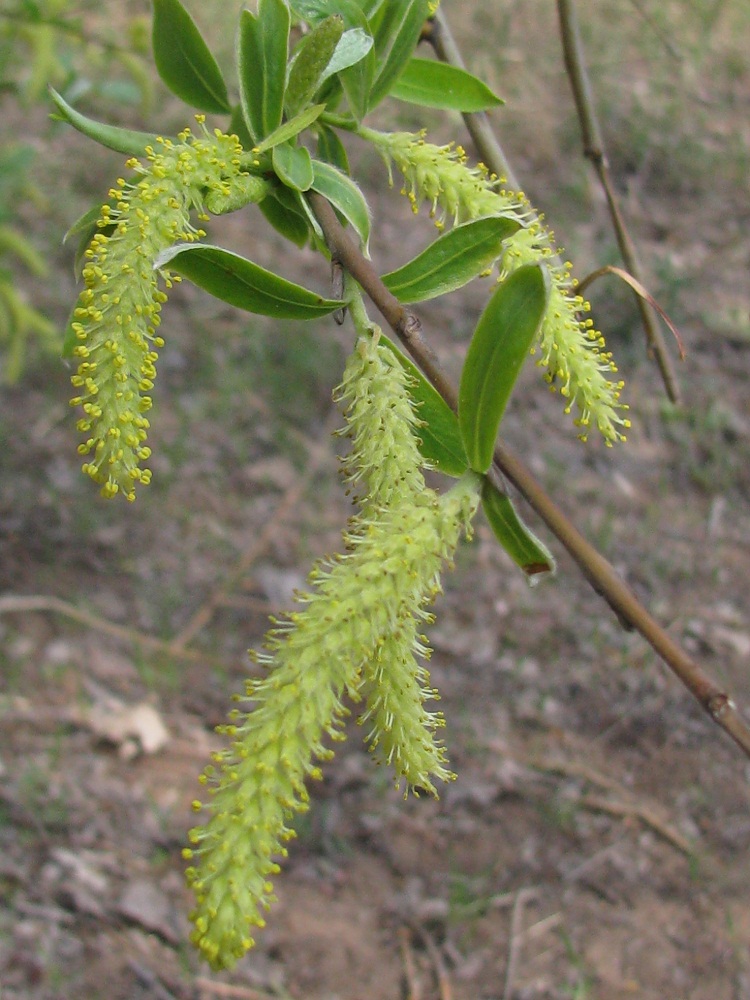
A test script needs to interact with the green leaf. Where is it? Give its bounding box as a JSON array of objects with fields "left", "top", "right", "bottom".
[
  {"left": 310, "top": 159, "right": 370, "bottom": 248},
  {"left": 382, "top": 216, "right": 521, "bottom": 303},
  {"left": 317, "top": 125, "right": 350, "bottom": 172},
  {"left": 63, "top": 204, "right": 116, "bottom": 280},
  {"left": 369, "top": 0, "right": 429, "bottom": 108},
  {"left": 285, "top": 15, "right": 345, "bottom": 116},
  {"left": 390, "top": 58, "right": 503, "bottom": 112},
  {"left": 379, "top": 333, "right": 468, "bottom": 477},
  {"left": 259, "top": 189, "right": 310, "bottom": 248},
  {"left": 152, "top": 0, "right": 230, "bottom": 113},
  {"left": 238, "top": 0, "right": 290, "bottom": 143},
  {"left": 291, "top": 0, "right": 376, "bottom": 119},
  {"left": 481, "top": 481, "right": 556, "bottom": 583},
  {"left": 338, "top": 40, "right": 375, "bottom": 120},
  {"left": 255, "top": 103, "right": 327, "bottom": 153},
  {"left": 154, "top": 243, "right": 343, "bottom": 319},
  {"left": 319, "top": 28, "right": 374, "bottom": 84},
  {"left": 49, "top": 88, "right": 163, "bottom": 156},
  {"left": 459, "top": 264, "right": 550, "bottom": 474},
  {"left": 272, "top": 143, "right": 314, "bottom": 192},
  {"left": 291, "top": 0, "right": 369, "bottom": 25},
  {"left": 228, "top": 103, "right": 255, "bottom": 151}
]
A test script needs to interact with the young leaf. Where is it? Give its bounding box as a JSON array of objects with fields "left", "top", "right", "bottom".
[
  {"left": 154, "top": 243, "right": 344, "bottom": 319},
  {"left": 390, "top": 58, "right": 503, "bottom": 112},
  {"left": 369, "top": 0, "right": 429, "bottom": 109},
  {"left": 382, "top": 216, "right": 521, "bottom": 303},
  {"left": 338, "top": 41, "right": 375, "bottom": 121},
  {"left": 152, "top": 0, "right": 230, "bottom": 113},
  {"left": 317, "top": 125, "right": 350, "bottom": 172},
  {"left": 63, "top": 204, "right": 116, "bottom": 280},
  {"left": 481, "top": 480, "right": 556, "bottom": 583},
  {"left": 459, "top": 264, "right": 550, "bottom": 474},
  {"left": 272, "top": 143, "right": 315, "bottom": 192},
  {"left": 291, "top": 0, "right": 376, "bottom": 119},
  {"left": 310, "top": 159, "right": 370, "bottom": 249},
  {"left": 49, "top": 88, "right": 163, "bottom": 156},
  {"left": 255, "top": 104, "right": 327, "bottom": 153},
  {"left": 237, "top": 0, "right": 290, "bottom": 143},
  {"left": 319, "top": 28, "right": 374, "bottom": 84},
  {"left": 379, "top": 333, "right": 468, "bottom": 477},
  {"left": 285, "top": 15, "right": 345, "bottom": 116},
  {"left": 259, "top": 189, "right": 310, "bottom": 248},
  {"left": 291, "top": 0, "right": 371, "bottom": 26}
]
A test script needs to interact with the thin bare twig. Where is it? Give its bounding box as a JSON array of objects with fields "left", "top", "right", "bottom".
[
  {"left": 412, "top": 923, "right": 454, "bottom": 1000},
  {"left": 307, "top": 191, "right": 750, "bottom": 760},
  {"left": 530, "top": 755, "right": 693, "bottom": 854},
  {"left": 428, "top": 5, "right": 681, "bottom": 403},
  {"left": 555, "top": 0, "right": 681, "bottom": 402},
  {"left": 194, "top": 978, "right": 290, "bottom": 1000}
]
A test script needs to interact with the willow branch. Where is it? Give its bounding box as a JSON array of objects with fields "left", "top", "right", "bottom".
[
  {"left": 428, "top": 5, "right": 681, "bottom": 404},
  {"left": 308, "top": 191, "right": 750, "bottom": 761},
  {"left": 555, "top": 0, "right": 680, "bottom": 401}
]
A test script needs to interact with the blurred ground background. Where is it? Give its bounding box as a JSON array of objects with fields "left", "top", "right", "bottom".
[{"left": 1, "top": 1, "right": 750, "bottom": 998}]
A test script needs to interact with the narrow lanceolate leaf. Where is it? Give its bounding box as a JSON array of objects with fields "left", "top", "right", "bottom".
[
  {"left": 310, "top": 159, "right": 370, "bottom": 248},
  {"left": 152, "top": 0, "right": 230, "bottom": 113},
  {"left": 259, "top": 188, "right": 310, "bottom": 247},
  {"left": 481, "top": 480, "right": 556, "bottom": 583},
  {"left": 390, "top": 58, "right": 503, "bottom": 112},
  {"left": 238, "top": 0, "right": 290, "bottom": 143},
  {"left": 154, "top": 243, "right": 343, "bottom": 319},
  {"left": 285, "top": 15, "right": 345, "bottom": 116},
  {"left": 380, "top": 333, "right": 468, "bottom": 477},
  {"left": 320, "top": 28, "right": 374, "bottom": 84},
  {"left": 63, "top": 204, "right": 116, "bottom": 281},
  {"left": 272, "top": 142, "right": 314, "bottom": 192},
  {"left": 49, "top": 88, "right": 163, "bottom": 155},
  {"left": 459, "top": 264, "right": 550, "bottom": 474},
  {"left": 317, "top": 125, "right": 350, "bottom": 172},
  {"left": 382, "top": 216, "right": 521, "bottom": 303},
  {"left": 255, "top": 104, "right": 326, "bottom": 153},
  {"left": 369, "top": 0, "right": 429, "bottom": 109}
]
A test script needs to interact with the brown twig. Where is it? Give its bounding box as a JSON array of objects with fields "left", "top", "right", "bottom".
[
  {"left": 412, "top": 923, "right": 454, "bottom": 1000},
  {"left": 307, "top": 191, "right": 750, "bottom": 760},
  {"left": 555, "top": 0, "right": 681, "bottom": 402},
  {"left": 194, "top": 979, "right": 290, "bottom": 1000},
  {"left": 428, "top": 5, "right": 681, "bottom": 403},
  {"left": 577, "top": 794, "right": 693, "bottom": 855},
  {"left": 530, "top": 757, "right": 693, "bottom": 855}
]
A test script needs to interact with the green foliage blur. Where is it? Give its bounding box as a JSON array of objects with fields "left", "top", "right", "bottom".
[{"left": 0, "top": 0, "right": 152, "bottom": 380}]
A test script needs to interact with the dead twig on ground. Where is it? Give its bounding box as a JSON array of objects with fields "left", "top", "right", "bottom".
[
  {"left": 195, "top": 978, "right": 293, "bottom": 1000},
  {"left": 411, "top": 922, "right": 454, "bottom": 1000},
  {"left": 0, "top": 594, "right": 226, "bottom": 667},
  {"left": 530, "top": 757, "right": 693, "bottom": 855}
]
